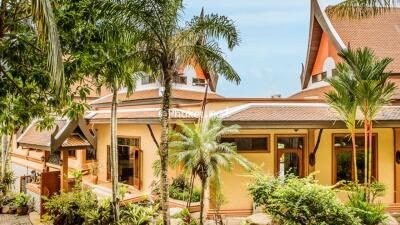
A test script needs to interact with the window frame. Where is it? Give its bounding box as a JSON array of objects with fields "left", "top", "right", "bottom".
[
  {"left": 331, "top": 133, "right": 378, "bottom": 184},
  {"left": 274, "top": 134, "right": 307, "bottom": 177},
  {"left": 221, "top": 134, "right": 270, "bottom": 153}
]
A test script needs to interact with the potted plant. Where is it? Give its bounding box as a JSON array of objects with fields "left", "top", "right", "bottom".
[
  {"left": 90, "top": 161, "right": 99, "bottom": 184},
  {"left": 13, "top": 193, "right": 31, "bottom": 216}
]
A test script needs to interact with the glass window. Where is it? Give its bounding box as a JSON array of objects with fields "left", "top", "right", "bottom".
[
  {"left": 221, "top": 136, "right": 269, "bottom": 152},
  {"left": 333, "top": 135, "right": 376, "bottom": 183},
  {"left": 142, "top": 76, "right": 155, "bottom": 85},
  {"left": 86, "top": 147, "right": 96, "bottom": 161},
  {"left": 193, "top": 78, "right": 206, "bottom": 86},
  {"left": 277, "top": 137, "right": 304, "bottom": 150},
  {"left": 173, "top": 76, "right": 187, "bottom": 85},
  {"left": 118, "top": 137, "right": 140, "bottom": 147},
  {"left": 68, "top": 150, "right": 76, "bottom": 158}
]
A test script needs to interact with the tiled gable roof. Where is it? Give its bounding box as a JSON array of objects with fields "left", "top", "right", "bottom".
[{"left": 327, "top": 8, "right": 400, "bottom": 73}]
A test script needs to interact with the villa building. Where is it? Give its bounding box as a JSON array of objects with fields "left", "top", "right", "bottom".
[{"left": 9, "top": 0, "right": 400, "bottom": 217}]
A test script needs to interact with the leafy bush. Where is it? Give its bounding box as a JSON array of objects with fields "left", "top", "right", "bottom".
[
  {"left": 347, "top": 188, "right": 386, "bottom": 225},
  {"left": 248, "top": 173, "right": 361, "bottom": 225},
  {"left": 172, "top": 208, "right": 199, "bottom": 225},
  {"left": 169, "top": 176, "right": 201, "bottom": 202},
  {"left": 42, "top": 190, "right": 98, "bottom": 225},
  {"left": 13, "top": 193, "right": 31, "bottom": 207},
  {"left": 85, "top": 198, "right": 114, "bottom": 225},
  {"left": 0, "top": 171, "right": 15, "bottom": 194},
  {"left": 119, "top": 202, "right": 158, "bottom": 225}
]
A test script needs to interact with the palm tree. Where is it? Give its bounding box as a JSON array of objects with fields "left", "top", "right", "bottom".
[
  {"left": 338, "top": 47, "right": 395, "bottom": 201},
  {"left": 0, "top": 0, "right": 65, "bottom": 94},
  {"left": 169, "top": 117, "right": 253, "bottom": 225},
  {"left": 327, "top": 0, "right": 397, "bottom": 19},
  {"left": 103, "top": 1, "right": 241, "bottom": 224},
  {"left": 90, "top": 20, "right": 145, "bottom": 221},
  {"left": 326, "top": 63, "right": 359, "bottom": 183}
]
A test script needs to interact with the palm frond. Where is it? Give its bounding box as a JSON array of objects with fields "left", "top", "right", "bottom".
[
  {"left": 327, "top": 0, "right": 398, "bottom": 19},
  {"left": 31, "top": 0, "right": 64, "bottom": 96}
]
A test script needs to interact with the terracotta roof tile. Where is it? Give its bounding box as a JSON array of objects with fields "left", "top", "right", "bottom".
[
  {"left": 328, "top": 8, "right": 400, "bottom": 72},
  {"left": 87, "top": 108, "right": 199, "bottom": 121},
  {"left": 18, "top": 120, "right": 68, "bottom": 147},
  {"left": 62, "top": 134, "right": 91, "bottom": 148},
  {"left": 222, "top": 104, "right": 400, "bottom": 122},
  {"left": 290, "top": 85, "right": 334, "bottom": 99},
  {"left": 91, "top": 89, "right": 223, "bottom": 105}
]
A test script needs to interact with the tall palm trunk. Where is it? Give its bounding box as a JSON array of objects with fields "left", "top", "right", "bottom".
[
  {"left": 1, "top": 135, "right": 8, "bottom": 179},
  {"left": 110, "top": 89, "right": 120, "bottom": 221},
  {"left": 351, "top": 132, "right": 358, "bottom": 183},
  {"left": 200, "top": 177, "right": 207, "bottom": 225},
  {"left": 160, "top": 67, "right": 173, "bottom": 225},
  {"left": 364, "top": 119, "right": 368, "bottom": 186},
  {"left": 186, "top": 171, "right": 195, "bottom": 208},
  {"left": 367, "top": 122, "right": 373, "bottom": 202}
]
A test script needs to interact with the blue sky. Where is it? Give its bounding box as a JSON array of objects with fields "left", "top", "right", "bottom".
[{"left": 183, "top": 0, "right": 341, "bottom": 98}]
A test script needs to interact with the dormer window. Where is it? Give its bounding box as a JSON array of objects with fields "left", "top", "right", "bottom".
[
  {"left": 312, "top": 71, "right": 327, "bottom": 83},
  {"left": 173, "top": 76, "right": 187, "bottom": 85},
  {"left": 142, "top": 76, "right": 156, "bottom": 85},
  {"left": 192, "top": 78, "right": 206, "bottom": 86}
]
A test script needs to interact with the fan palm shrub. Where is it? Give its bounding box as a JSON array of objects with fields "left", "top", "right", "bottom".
[{"left": 169, "top": 117, "right": 253, "bottom": 225}]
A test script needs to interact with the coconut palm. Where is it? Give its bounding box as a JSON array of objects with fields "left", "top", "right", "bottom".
[
  {"left": 102, "top": 1, "right": 241, "bottom": 224},
  {"left": 90, "top": 20, "right": 145, "bottom": 221},
  {"left": 338, "top": 47, "right": 395, "bottom": 200},
  {"left": 327, "top": 0, "right": 397, "bottom": 19},
  {"left": 326, "top": 64, "right": 359, "bottom": 183},
  {"left": 169, "top": 117, "right": 253, "bottom": 225}
]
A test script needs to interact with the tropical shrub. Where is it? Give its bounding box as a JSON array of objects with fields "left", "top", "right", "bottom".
[
  {"left": 347, "top": 190, "right": 386, "bottom": 225},
  {"left": 13, "top": 193, "right": 31, "bottom": 208},
  {"left": 0, "top": 171, "right": 15, "bottom": 194},
  {"left": 172, "top": 208, "right": 199, "bottom": 225},
  {"left": 248, "top": 173, "right": 361, "bottom": 225},
  {"left": 42, "top": 190, "right": 98, "bottom": 225},
  {"left": 168, "top": 176, "right": 201, "bottom": 202},
  {"left": 119, "top": 202, "right": 158, "bottom": 225},
  {"left": 85, "top": 198, "right": 114, "bottom": 225}
]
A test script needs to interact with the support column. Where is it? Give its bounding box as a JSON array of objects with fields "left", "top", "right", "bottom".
[
  {"left": 307, "top": 129, "right": 316, "bottom": 175},
  {"left": 60, "top": 149, "right": 69, "bottom": 192},
  {"left": 394, "top": 128, "right": 400, "bottom": 203}
]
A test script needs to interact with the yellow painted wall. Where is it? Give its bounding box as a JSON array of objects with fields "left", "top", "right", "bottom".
[
  {"left": 314, "top": 128, "right": 394, "bottom": 204},
  {"left": 218, "top": 128, "right": 395, "bottom": 211},
  {"left": 218, "top": 129, "right": 308, "bottom": 210}
]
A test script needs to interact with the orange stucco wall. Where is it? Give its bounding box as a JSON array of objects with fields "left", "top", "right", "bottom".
[{"left": 311, "top": 32, "right": 341, "bottom": 76}]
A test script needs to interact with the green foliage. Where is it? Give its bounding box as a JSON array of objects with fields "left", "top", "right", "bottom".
[
  {"left": 248, "top": 173, "right": 361, "bottom": 225},
  {"left": 71, "top": 169, "right": 84, "bottom": 190},
  {"left": 169, "top": 176, "right": 201, "bottom": 202},
  {"left": 347, "top": 190, "right": 386, "bottom": 225},
  {"left": 119, "top": 202, "right": 158, "bottom": 225},
  {"left": 85, "top": 198, "right": 114, "bottom": 225},
  {"left": 0, "top": 171, "right": 15, "bottom": 194},
  {"left": 172, "top": 208, "right": 199, "bottom": 225},
  {"left": 42, "top": 190, "right": 98, "bottom": 225},
  {"left": 13, "top": 193, "right": 31, "bottom": 208}
]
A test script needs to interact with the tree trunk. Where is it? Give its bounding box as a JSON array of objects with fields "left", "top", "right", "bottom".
[
  {"left": 110, "top": 89, "right": 120, "bottom": 222},
  {"left": 200, "top": 178, "right": 207, "bottom": 225},
  {"left": 368, "top": 122, "right": 373, "bottom": 202},
  {"left": 364, "top": 119, "right": 368, "bottom": 187},
  {"left": 160, "top": 67, "right": 173, "bottom": 225},
  {"left": 1, "top": 135, "right": 8, "bottom": 179},
  {"left": 187, "top": 171, "right": 195, "bottom": 208},
  {"left": 351, "top": 132, "right": 358, "bottom": 184}
]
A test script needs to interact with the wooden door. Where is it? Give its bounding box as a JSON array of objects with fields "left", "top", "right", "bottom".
[
  {"left": 133, "top": 147, "right": 142, "bottom": 190},
  {"left": 40, "top": 171, "right": 60, "bottom": 217},
  {"left": 107, "top": 145, "right": 111, "bottom": 181},
  {"left": 20, "top": 175, "right": 32, "bottom": 193}
]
